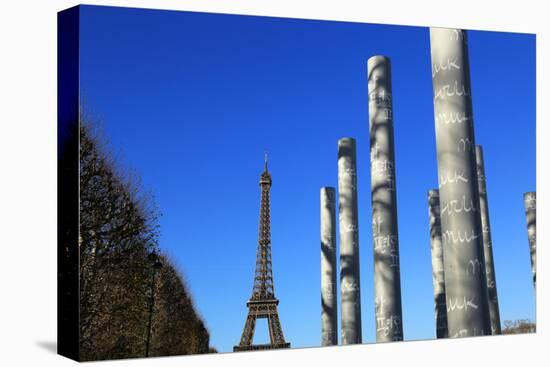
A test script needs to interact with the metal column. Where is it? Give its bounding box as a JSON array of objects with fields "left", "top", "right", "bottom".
[
  {"left": 338, "top": 137, "right": 362, "bottom": 344},
  {"left": 368, "top": 55, "right": 404, "bottom": 342},
  {"left": 321, "top": 187, "right": 338, "bottom": 345},
  {"left": 429, "top": 28, "right": 490, "bottom": 337}
]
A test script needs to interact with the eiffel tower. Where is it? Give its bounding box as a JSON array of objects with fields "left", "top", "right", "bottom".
[{"left": 234, "top": 154, "right": 290, "bottom": 352}]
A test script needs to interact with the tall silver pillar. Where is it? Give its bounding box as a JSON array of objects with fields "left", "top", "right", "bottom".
[
  {"left": 523, "top": 192, "right": 536, "bottom": 289},
  {"left": 475, "top": 145, "right": 501, "bottom": 334},
  {"left": 337, "top": 137, "right": 362, "bottom": 344},
  {"left": 430, "top": 28, "right": 490, "bottom": 337},
  {"left": 367, "top": 55, "right": 403, "bottom": 342},
  {"left": 321, "top": 187, "right": 338, "bottom": 346},
  {"left": 428, "top": 189, "right": 448, "bottom": 338}
]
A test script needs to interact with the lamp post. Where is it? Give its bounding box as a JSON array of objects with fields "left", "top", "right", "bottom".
[{"left": 145, "top": 250, "right": 163, "bottom": 357}]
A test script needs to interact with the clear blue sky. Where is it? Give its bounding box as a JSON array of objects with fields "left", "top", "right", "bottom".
[{"left": 79, "top": 5, "right": 536, "bottom": 353}]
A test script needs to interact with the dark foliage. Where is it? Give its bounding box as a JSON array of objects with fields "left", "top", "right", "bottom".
[
  {"left": 78, "top": 121, "right": 210, "bottom": 360},
  {"left": 149, "top": 256, "right": 210, "bottom": 356},
  {"left": 502, "top": 319, "right": 536, "bottom": 335}
]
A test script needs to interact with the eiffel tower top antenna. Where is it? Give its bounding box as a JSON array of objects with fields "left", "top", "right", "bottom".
[{"left": 264, "top": 151, "right": 268, "bottom": 172}]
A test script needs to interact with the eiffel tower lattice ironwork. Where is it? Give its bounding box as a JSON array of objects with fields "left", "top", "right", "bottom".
[{"left": 234, "top": 154, "right": 290, "bottom": 352}]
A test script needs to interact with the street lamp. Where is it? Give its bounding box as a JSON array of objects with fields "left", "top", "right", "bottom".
[{"left": 145, "top": 250, "right": 163, "bottom": 357}]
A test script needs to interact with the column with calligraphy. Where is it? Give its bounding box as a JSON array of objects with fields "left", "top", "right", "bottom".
[
  {"left": 429, "top": 28, "right": 490, "bottom": 337},
  {"left": 321, "top": 187, "right": 338, "bottom": 346},
  {"left": 337, "top": 137, "right": 362, "bottom": 344},
  {"left": 428, "top": 189, "right": 448, "bottom": 338},
  {"left": 523, "top": 192, "right": 536, "bottom": 289},
  {"left": 368, "top": 55, "right": 404, "bottom": 342},
  {"left": 475, "top": 145, "right": 501, "bottom": 334}
]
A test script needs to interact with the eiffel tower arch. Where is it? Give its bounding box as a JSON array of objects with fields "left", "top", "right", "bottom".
[{"left": 234, "top": 154, "right": 290, "bottom": 352}]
